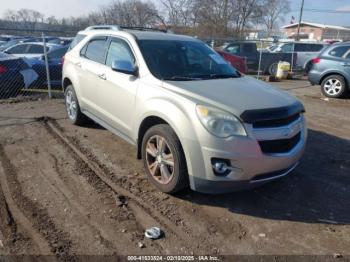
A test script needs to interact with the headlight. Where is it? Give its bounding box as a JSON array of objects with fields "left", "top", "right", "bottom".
[{"left": 196, "top": 105, "right": 247, "bottom": 138}]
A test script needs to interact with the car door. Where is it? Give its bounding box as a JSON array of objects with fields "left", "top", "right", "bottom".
[
  {"left": 342, "top": 48, "right": 350, "bottom": 78},
  {"left": 78, "top": 36, "right": 109, "bottom": 116},
  {"left": 26, "top": 44, "right": 45, "bottom": 59},
  {"left": 98, "top": 37, "right": 139, "bottom": 139}
]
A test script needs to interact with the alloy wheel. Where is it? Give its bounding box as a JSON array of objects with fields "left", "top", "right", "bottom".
[
  {"left": 145, "top": 135, "right": 175, "bottom": 185},
  {"left": 324, "top": 79, "right": 342, "bottom": 96},
  {"left": 66, "top": 90, "right": 77, "bottom": 120}
]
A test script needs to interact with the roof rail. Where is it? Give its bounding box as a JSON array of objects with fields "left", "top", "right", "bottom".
[
  {"left": 85, "top": 25, "right": 120, "bottom": 31},
  {"left": 84, "top": 25, "right": 172, "bottom": 33},
  {"left": 119, "top": 26, "right": 169, "bottom": 33}
]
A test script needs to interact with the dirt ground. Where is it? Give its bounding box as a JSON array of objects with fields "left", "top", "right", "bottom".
[{"left": 0, "top": 80, "right": 349, "bottom": 260}]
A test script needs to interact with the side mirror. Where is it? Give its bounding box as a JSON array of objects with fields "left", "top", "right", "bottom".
[{"left": 111, "top": 60, "right": 138, "bottom": 76}]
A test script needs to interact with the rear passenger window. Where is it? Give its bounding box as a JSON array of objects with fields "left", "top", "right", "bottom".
[
  {"left": 329, "top": 46, "right": 350, "bottom": 57},
  {"left": 106, "top": 39, "right": 135, "bottom": 67},
  {"left": 243, "top": 44, "right": 256, "bottom": 53},
  {"left": 294, "top": 44, "right": 306, "bottom": 52},
  {"left": 310, "top": 44, "right": 324, "bottom": 52},
  {"left": 82, "top": 38, "right": 108, "bottom": 64},
  {"left": 28, "top": 45, "right": 44, "bottom": 54}
]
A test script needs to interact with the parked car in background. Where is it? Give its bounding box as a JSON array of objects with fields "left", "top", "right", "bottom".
[
  {"left": 215, "top": 49, "right": 247, "bottom": 74},
  {"left": 0, "top": 37, "right": 39, "bottom": 51},
  {"left": 0, "top": 52, "right": 28, "bottom": 98},
  {"left": 221, "top": 41, "right": 296, "bottom": 75},
  {"left": 26, "top": 46, "right": 68, "bottom": 88},
  {"left": 48, "top": 38, "right": 73, "bottom": 46},
  {"left": 3, "top": 42, "right": 60, "bottom": 59},
  {"left": 308, "top": 43, "right": 350, "bottom": 98},
  {"left": 271, "top": 42, "right": 329, "bottom": 73}
]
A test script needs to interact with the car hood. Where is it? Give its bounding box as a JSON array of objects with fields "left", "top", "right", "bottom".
[{"left": 162, "top": 76, "right": 302, "bottom": 118}]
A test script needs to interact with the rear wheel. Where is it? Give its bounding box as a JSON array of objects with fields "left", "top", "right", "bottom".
[
  {"left": 64, "top": 85, "right": 88, "bottom": 125},
  {"left": 321, "top": 75, "right": 347, "bottom": 98},
  {"left": 142, "top": 124, "right": 189, "bottom": 194},
  {"left": 267, "top": 62, "right": 278, "bottom": 76}
]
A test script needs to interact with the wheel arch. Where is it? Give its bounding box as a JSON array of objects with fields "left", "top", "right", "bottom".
[
  {"left": 319, "top": 72, "right": 349, "bottom": 89},
  {"left": 62, "top": 77, "right": 72, "bottom": 92},
  {"left": 135, "top": 101, "right": 198, "bottom": 187}
]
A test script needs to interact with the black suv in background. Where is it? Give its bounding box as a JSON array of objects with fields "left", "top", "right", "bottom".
[{"left": 308, "top": 43, "right": 350, "bottom": 98}]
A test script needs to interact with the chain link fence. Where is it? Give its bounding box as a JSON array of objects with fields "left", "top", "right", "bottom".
[{"left": 0, "top": 29, "right": 74, "bottom": 101}]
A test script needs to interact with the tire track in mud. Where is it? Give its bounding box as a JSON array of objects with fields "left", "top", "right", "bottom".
[
  {"left": 42, "top": 118, "right": 198, "bottom": 253},
  {"left": 0, "top": 145, "right": 74, "bottom": 260}
]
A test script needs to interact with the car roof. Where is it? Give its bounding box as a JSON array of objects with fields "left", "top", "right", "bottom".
[
  {"left": 16, "top": 42, "right": 60, "bottom": 46},
  {"left": 78, "top": 26, "right": 199, "bottom": 42}
]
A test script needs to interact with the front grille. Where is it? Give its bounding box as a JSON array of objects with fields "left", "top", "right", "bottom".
[
  {"left": 253, "top": 114, "right": 300, "bottom": 128},
  {"left": 259, "top": 132, "right": 301, "bottom": 154}
]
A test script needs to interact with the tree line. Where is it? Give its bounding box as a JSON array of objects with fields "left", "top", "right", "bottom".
[{"left": 0, "top": 0, "right": 290, "bottom": 38}]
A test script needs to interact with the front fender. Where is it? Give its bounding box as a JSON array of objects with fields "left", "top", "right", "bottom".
[{"left": 134, "top": 98, "right": 203, "bottom": 187}]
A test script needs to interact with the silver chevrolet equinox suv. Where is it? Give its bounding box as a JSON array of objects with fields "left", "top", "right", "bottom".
[{"left": 62, "top": 25, "right": 307, "bottom": 194}]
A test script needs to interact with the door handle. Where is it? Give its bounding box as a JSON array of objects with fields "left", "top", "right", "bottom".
[
  {"left": 75, "top": 62, "right": 82, "bottom": 67},
  {"left": 98, "top": 73, "right": 106, "bottom": 80},
  {"left": 342, "top": 63, "right": 350, "bottom": 67}
]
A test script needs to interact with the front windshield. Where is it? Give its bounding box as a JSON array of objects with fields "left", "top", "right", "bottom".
[{"left": 138, "top": 40, "right": 240, "bottom": 81}]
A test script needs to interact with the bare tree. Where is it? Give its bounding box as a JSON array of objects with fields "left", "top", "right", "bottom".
[
  {"left": 261, "top": 0, "right": 290, "bottom": 36},
  {"left": 94, "top": 0, "right": 163, "bottom": 27},
  {"left": 160, "top": 0, "right": 195, "bottom": 27},
  {"left": 231, "top": 0, "right": 263, "bottom": 39}
]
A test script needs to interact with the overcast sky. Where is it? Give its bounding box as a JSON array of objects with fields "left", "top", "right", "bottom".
[{"left": 1, "top": 0, "right": 350, "bottom": 27}]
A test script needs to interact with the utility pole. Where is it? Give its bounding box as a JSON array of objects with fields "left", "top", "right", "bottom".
[{"left": 296, "top": 0, "right": 305, "bottom": 41}]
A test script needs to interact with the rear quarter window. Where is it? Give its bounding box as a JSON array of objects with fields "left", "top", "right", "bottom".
[
  {"left": 69, "top": 34, "right": 86, "bottom": 50},
  {"left": 328, "top": 46, "right": 350, "bottom": 58}
]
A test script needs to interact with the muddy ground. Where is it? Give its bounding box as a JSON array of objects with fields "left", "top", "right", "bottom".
[{"left": 0, "top": 80, "right": 349, "bottom": 260}]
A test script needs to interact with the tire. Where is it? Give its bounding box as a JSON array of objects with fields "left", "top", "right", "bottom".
[
  {"left": 141, "top": 124, "right": 189, "bottom": 194},
  {"left": 321, "top": 75, "right": 347, "bottom": 98},
  {"left": 267, "top": 62, "right": 278, "bottom": 76},
  {"left": 64, "top": 85, "right": 88, "bottom": 125}
]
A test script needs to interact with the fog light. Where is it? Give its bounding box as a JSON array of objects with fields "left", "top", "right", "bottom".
[{"left": 211, "top": 158, "right": 232, "bottom": 176}]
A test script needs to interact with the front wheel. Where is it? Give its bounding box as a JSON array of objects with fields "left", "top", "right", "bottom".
[
  {"left": 141, "top": 124, "right": 189, "bottom": 194},
  {"left": 321, "top": 75, "right": 347, "bottom": 98},
  {"left": 64, "top": 85, "right": 88, "bottom": 125}
]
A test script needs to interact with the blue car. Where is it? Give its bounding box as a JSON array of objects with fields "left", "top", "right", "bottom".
[
  {"left": 308, "top": 43, "right": 350, "bottom": 98},
  {"left": 0, "top": 52, "right": 29, "bottom": 98},
  {"left": 25, "top": 46, "right": 68, "bottom": 89}
]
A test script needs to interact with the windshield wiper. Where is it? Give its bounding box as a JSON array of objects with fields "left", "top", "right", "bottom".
[
  {"left": 201, "top": 74, "right": 239, "bottom": 79},
  {"left": 163, "top": 75, "right": 203, "bottom": 81}
]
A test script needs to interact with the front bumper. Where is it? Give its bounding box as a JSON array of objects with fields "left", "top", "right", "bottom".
[
  {"left": 192, "top": 162, "right": 298, "bottom": 194},
  {"left": 187, "top": 114, "right": 307, "bottom": 194}
]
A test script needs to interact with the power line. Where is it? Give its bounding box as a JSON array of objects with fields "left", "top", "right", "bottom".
[{"left": 291, "top": 8, "right": 350, "bottom": 14}]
